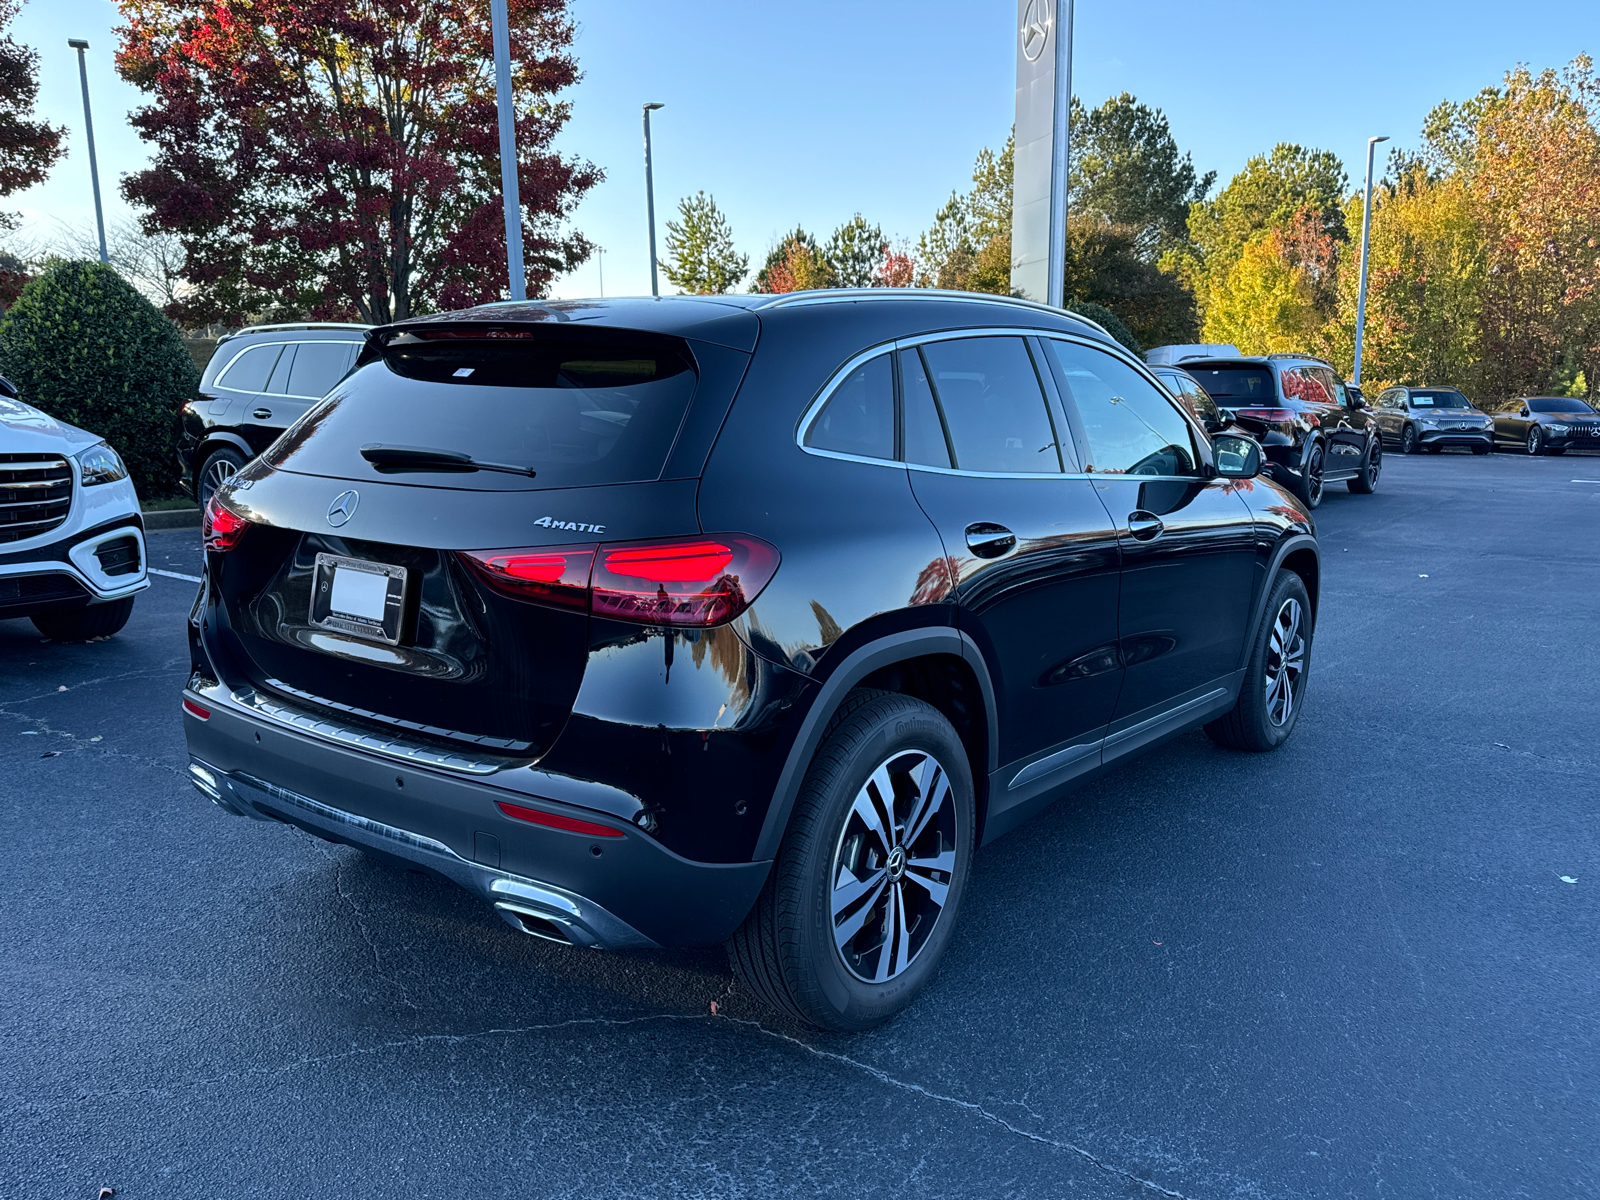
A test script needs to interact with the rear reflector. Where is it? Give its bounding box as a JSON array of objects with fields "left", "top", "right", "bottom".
[
  {"left": 202, "top": 494, "right": 251, "bottom": 552},
  {"left": 182, "top": 697, "right": 211, "bottom": 720},
  {"left": 459, "top": 533, "right": 778, "bottom": 627},
  {"left": 496, "top": 800, "right": 625, "bottom": 838}
]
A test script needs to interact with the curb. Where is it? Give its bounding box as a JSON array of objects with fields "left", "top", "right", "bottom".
[{"left": 143, "top": 508, "right": 201, "bottom": 531}]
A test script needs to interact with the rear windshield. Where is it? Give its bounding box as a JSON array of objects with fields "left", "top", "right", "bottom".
[
  {"left": 1181, "top": 365, "right": 1276, "bottom": 402},
  {"left": 267, "top": 331, "right": 699, "bottom": 489},
  {"left": 1409, "top": 390, "right": 1470, "bottom": 408},
  {"left": 1528, "top": 397, "right": 1594, "bottom": 413}
]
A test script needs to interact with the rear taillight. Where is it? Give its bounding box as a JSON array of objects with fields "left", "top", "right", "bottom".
[
  {"left": 202, "top": 494, "right": 251, "bottom": 552},
  {"left": 1233, "top": 407, "right": 1296, "bottom": 423},
  {"left": 458, "top": 534, "right": 779, "bottom": 628},
  {"left": 460, "top": 543, "right": 595, "bottom": 609}
]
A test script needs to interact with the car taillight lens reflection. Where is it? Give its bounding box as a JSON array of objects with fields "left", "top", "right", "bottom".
[
  {"left": 593, "top": 536, "right": 777, "bottom": 627},
  {"left": 457, "top": 534, "right": 779, "bottom": 627},
  {"left": 460, "top": 543, "right": 595, "bottom": 609},
  {"left": 1233, "top": 408, "right": 1296, "bottom": 423},
  {"left": 202, "top": 494, "right": 251, "bottom": 552}
]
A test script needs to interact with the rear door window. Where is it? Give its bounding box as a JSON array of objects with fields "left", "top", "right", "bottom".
[
  {"left": 286, "top": 341, "right": 359, "bottom": 399},
  {"left": 217, "top": 344, "right": 284, "bottom": 393},
  {"left": 805, "top": 354, "right": 894, "bottom": 460},
  {"left": 1042, "top": 339, "right": 1199, "bottom": 476},
  {"left": 269, "top": 331, "right": 703, "bottom": 489},
  {"left": 263, "top": 345, "right": 297, "bottom": 394},
  {"left": 899, "top": 348, "right": 952, "bottom": 468},
  {"left": 918, "top": 337, "right": 1062, "bottom": 474}
]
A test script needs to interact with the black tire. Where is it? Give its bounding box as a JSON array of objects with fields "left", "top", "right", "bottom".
[
  {"left": 196, "top": 446, "right": 247, "bottom": 507},
  {"left": 1293, "top": 441, "right": 1325, "bottom": 509},
  {"left": 1204, "top": 570, "right": 1312, "bottom": 753},
  {"left": 1347, "top": 435, "right": 1381, "bottom": 494},
  {"left": 1400, "top": 425, "right": 1419, "bottom": 455},
  {"left": 1527, "top": 428, "right": 1544, "bottom": 456},
  {"left": 1471, "top": 443, "right": 1490, "bottom": 455},
  {"left": 31, "top": 597, "right": 136, "bottom": 641},
  {"left": 728, "top": 690, "right": 975, "bottom": 1032}
]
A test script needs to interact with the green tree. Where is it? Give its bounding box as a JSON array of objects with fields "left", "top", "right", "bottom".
[
  {"left": 752, "top": 227, "right": 830, "bottom": 293},
  {"left": 824, "top": 216, "right": 886, "bottom": 288},
  {"left": 660, "top": 192, "right": 748, "bottom": 294},
  {"left": 1064, "top": 221, "right": 1196, "bottom": 348},
  {"left": 0, "top": 261, "right": 197, "bottom": 496},
  {"left": 1069, "top": 93, "right": 1213, "bottom": 257}
]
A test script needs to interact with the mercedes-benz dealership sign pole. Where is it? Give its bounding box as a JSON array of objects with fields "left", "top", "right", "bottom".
[{"left": 1009, "top": 0, "right": 1072, "bottom": 308}]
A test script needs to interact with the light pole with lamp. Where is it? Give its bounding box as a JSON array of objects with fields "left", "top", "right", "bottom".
[
  {"left": 643, "top": 103, "right": 664, "bottom": 297},
  {"left": 1352, "top": 134, "right": 1390, "bottom": 385},
  {"left": 489, "top": 0, "right": 526, "bottom": 302},
  {"left": 67, "top": 39, "right": 108, "bottom": 266}
]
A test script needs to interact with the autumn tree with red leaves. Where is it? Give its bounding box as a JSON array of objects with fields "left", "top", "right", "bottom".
[{"left": 116, "top": 0, "right": 600, "bottom": 325}]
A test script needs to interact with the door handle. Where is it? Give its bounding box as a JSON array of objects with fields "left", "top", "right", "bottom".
[
  {"left": 964, "top": 523, "right": 1016, "bottom": 559},
  {"left": 252, "top": 407, "right": 273, "bottom": 420},
  {"left": 1127, "top": 511, "right": 1165, "bottom": 541}
]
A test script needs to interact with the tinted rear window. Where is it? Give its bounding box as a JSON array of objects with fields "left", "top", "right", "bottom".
[
  {"left": 268, "top": 332, "right": 699, "bottom": 489},
  {"left": 1182, "top": 365, "right": 1276, "bottom": 402}
]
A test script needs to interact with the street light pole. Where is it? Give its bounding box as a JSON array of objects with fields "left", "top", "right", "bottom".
[
  {"left": 1352, "top": 133, "right": 1390, "bottom": 385},
  {"left": 643, "top": 103, "right": 664, "bottom": 297},
  {"left": 67, "top": 39, "right": 108, "bottom": 266},
  {"left": 489, "top": 0, "right": 526, "bottom": 302}
]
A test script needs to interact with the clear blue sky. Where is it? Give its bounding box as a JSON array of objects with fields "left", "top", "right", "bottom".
[{"left": 14, "top": 0, "right": 1595, "bottom": 300}]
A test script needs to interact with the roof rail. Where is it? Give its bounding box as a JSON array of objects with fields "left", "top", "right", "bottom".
[
  {"left": 1265, "top": 351, "right": 1334, "bottom": 366},
  {"left": 749, "top": 287, "right": 1111, "bottom": 334},
  {"left": 225, "top": 321, "right": 374, "bottom": 338}
]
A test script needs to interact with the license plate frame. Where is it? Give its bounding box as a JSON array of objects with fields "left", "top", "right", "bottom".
[{"left": 310, "top": 552, "right": 408, "bottom": 645}]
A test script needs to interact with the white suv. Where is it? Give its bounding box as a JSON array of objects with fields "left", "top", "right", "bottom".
[{"left": 0, "top": 378, "right": 148, "bottom": 639}]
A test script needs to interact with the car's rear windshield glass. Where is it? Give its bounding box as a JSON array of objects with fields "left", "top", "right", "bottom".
[
  {"left": 1528, "top": 397, "right": 1594, "bottom": 413},
  {"left": 1409, "top": 391, "right": 1470, "bottom": 408},
  {"left": 266, "top": 331, "right": 699, "bottom": 488},
  {"left": 1180, "top": 365, "right": 1276, "bottom": 402}
]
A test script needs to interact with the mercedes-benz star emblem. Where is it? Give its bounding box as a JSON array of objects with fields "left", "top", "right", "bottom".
[
  {"left": 1020, "top": 0, "right": 1052, "bottom": 62},
  {"left": 326, "top": 490, "right": 359, "bottom": 527}
]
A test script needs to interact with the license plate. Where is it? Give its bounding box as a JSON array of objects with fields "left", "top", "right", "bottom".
[{"left": 310, "top": 552, "right": 407, "bottom": 644}]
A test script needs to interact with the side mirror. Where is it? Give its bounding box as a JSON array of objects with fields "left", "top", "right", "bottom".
[
  {"left": 0, "top": 375, "right": 18, "bottom": 400},
  {"left": 1212, "top": 432, "right": 1262, "bottom": 479}
]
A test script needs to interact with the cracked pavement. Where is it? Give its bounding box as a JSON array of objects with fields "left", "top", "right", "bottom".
[{"left": 3, "top": 453, "right": 1597, "bottom": 1198}]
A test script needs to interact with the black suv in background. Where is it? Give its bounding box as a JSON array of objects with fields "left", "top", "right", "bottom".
[
  {"left": 180, "top": 323, "right": 371, "bottom": 505},
  {"left": 1156, "top": 351, "right": 1381, "bottom": 509},
  {"left": 183, "top": 291, "right": 1319, "bottom": 1031}
]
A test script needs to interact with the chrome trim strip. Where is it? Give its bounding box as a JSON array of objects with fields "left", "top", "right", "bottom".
[
  {"left": 211, "top": 766, "right": 655, "bottom": 950},
  {"left": 228, "top": 687, "right": 512, "bottom": 775},
  {"left": 750, "top": 287, "right": 1114, "bottom": 336},
  {"left": 1103, "top": 687, "right": 1230, "bottom": 752},
  {"left": 1008, "top": 739, "right": 1100, "bottom": 791}
]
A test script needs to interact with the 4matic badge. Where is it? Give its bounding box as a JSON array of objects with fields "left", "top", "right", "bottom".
[{"left": 533, "top": 516, "right": 606, "bottom": 534}]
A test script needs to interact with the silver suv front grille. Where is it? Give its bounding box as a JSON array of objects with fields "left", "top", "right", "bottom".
[{"left": 0, "top": 454, "right": 73, "bottom": 544}]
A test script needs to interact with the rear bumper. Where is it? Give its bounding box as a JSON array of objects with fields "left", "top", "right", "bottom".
[{"left": 182, "top": 680, "right": 772, "bottom": 949}]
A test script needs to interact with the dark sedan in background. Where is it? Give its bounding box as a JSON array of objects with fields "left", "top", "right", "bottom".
[
  {"left": 1372, "top": 386, "right": 1493, "bottom": 454},
  {"left": 1491, "top": 396, "right": 1600, "bottom": 455},
  {"left": 180, "top": 323, "right": 371, "bottom": 505}
]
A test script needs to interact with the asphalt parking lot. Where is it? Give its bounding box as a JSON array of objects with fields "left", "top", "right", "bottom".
[{"left": 3, "top": 451, "right": 1597, "bottom": 1199}]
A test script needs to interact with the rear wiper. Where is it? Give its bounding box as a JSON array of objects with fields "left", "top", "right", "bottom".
[{"left": 359, "top": 444, "right": 537, "bottom": 479}]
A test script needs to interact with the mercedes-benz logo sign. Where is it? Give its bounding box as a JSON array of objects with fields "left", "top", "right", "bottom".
[
  {"left": 326, "top": 490, "right": 359, "bottom": 527},
  {"left": 1020, "top": 0, "right": 1052, "bottom": 62}
]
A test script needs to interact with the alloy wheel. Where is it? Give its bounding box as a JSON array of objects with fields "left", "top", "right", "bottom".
[
  {"left": 1304, "top": 446, "right": 1324, "bottom": 506},
  {"left": 1527, "top": 428, "right": 1542, "bottom": 456},
  {"left": 201, "top": 456, "right": 238, "bottom": 505},
  {"left": 830, "top": 750, "right": 957, "bottom": 984},
  {"left": 1366, "top": 439, "right": 1382, "bottom": 486},
  {"left": 1401, "top": 426, "right": 1417, "bottom": 454},
  {"left": 1263, "top": 597, "right": 1306, "bottom": 728}
]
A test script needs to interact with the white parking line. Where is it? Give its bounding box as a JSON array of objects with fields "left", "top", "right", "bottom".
[
  {"left": 1571, "top": 479, "right": 1600, "bottom": 484},
  {"left": 149, "top": 568, "right": 203, "bottom": 583}
]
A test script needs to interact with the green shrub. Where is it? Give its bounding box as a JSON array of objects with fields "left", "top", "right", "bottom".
[
  {"left": 1066, "top": 299, "right": 1141, "bottom": 355},
  {"left": 0, "top": 260, "right": 196, "bottom": 498}
]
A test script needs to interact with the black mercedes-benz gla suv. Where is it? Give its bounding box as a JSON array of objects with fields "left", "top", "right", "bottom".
[{"left": 182, "top": 291, "right": 1319, "bottom": 1031}]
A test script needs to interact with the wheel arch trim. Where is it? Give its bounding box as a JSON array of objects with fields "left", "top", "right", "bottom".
[
  {"left": 752, "top": 627, "right": 998, "bottom": 861},
  {"left": 1237, "top": 533, "right": 1320, "bottom": 672}
]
